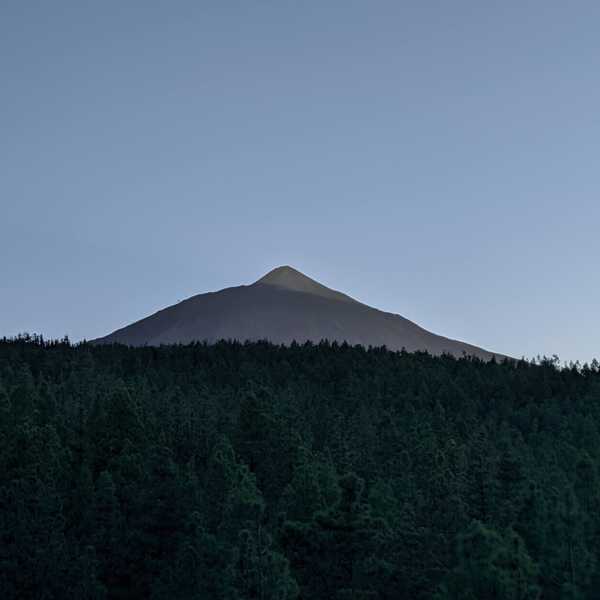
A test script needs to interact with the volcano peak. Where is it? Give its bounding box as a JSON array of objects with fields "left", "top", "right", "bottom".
[{"left": 254, "top": 266, "right": 356, "bottom": 303}]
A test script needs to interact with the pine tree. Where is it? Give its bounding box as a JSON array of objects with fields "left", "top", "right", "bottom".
[
  {"left": 281, "top": 473, "right": 386, "bottom": 599},
  {"left": 437, "top": 521, "right": 539, "bottom": 600}
]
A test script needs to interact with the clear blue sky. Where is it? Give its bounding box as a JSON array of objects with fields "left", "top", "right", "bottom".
[{"left": 2, "top": 1, "right": 599, "bottom": 363}]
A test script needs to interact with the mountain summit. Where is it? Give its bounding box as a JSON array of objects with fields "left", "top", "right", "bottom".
[
  {"left": 255, "top": 266, "right": 357, "bottom": 304},
  {"left": 94, "top": 266, "right": 504, "bottom": 360}
]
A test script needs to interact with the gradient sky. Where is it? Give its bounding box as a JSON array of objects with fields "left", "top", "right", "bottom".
[{"left": 2, "top": 1, "right": 599, "bottom": 363}]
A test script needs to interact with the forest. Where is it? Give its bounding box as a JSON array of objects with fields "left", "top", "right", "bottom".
[{"left": 1, "top": 336, "right": 600, "bottom": 599}]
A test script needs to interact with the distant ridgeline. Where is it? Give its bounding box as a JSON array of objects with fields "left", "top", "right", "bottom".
[
  {"left": 94, "top": 265, "right": 505, "bottom": 361},
  {"left": 1, "top": 336, "right": 600, "bottom": 599}
]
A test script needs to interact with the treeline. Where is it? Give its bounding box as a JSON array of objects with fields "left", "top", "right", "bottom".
[{"left": 1, "top": 336, "right": 600, "bottom": 599}]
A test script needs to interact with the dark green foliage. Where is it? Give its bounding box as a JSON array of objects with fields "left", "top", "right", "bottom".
[
  {"left": 0, "top": 336, "right": 599, "bottom": 598},
  {"left": 436, "top": 521, "right": 539, "bottom": 599},
  {"left": 281, "top": 472, "right": 386, "bottom": 599}
]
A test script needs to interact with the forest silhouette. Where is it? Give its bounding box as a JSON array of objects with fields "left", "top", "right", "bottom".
[{"left": 1, "top": 336, "right": 599, "bottom": 599}]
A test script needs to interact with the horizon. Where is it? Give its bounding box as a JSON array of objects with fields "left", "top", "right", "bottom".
[{"left": 2, "top": 2, "right": 599, "bottom": 363}]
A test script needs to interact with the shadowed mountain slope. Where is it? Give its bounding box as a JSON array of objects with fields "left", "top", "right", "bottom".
[{"left": 94, "top": 266, "right": 504, "bottom": 359}]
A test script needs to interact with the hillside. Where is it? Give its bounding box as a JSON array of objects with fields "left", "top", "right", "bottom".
[{"left": 1, "top": 338, "right": 599, "bottom": 598}]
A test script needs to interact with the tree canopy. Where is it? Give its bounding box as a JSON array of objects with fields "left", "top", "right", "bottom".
[{"left": 1, "top": 336, "right": 599, "bottom": 599}]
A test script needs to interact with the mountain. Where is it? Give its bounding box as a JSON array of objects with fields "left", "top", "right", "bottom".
[{"left": 93, "top": 265, "right": 504, "bottom": 360}]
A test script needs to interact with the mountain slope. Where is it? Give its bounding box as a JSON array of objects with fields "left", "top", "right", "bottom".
[{"left": 93, "top": 265, "right": 504, "bottom": 359}]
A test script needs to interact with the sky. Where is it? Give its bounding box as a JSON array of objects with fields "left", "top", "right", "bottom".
[{"left": 1, "top": 1, "right": 599, "bottom": 363}]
